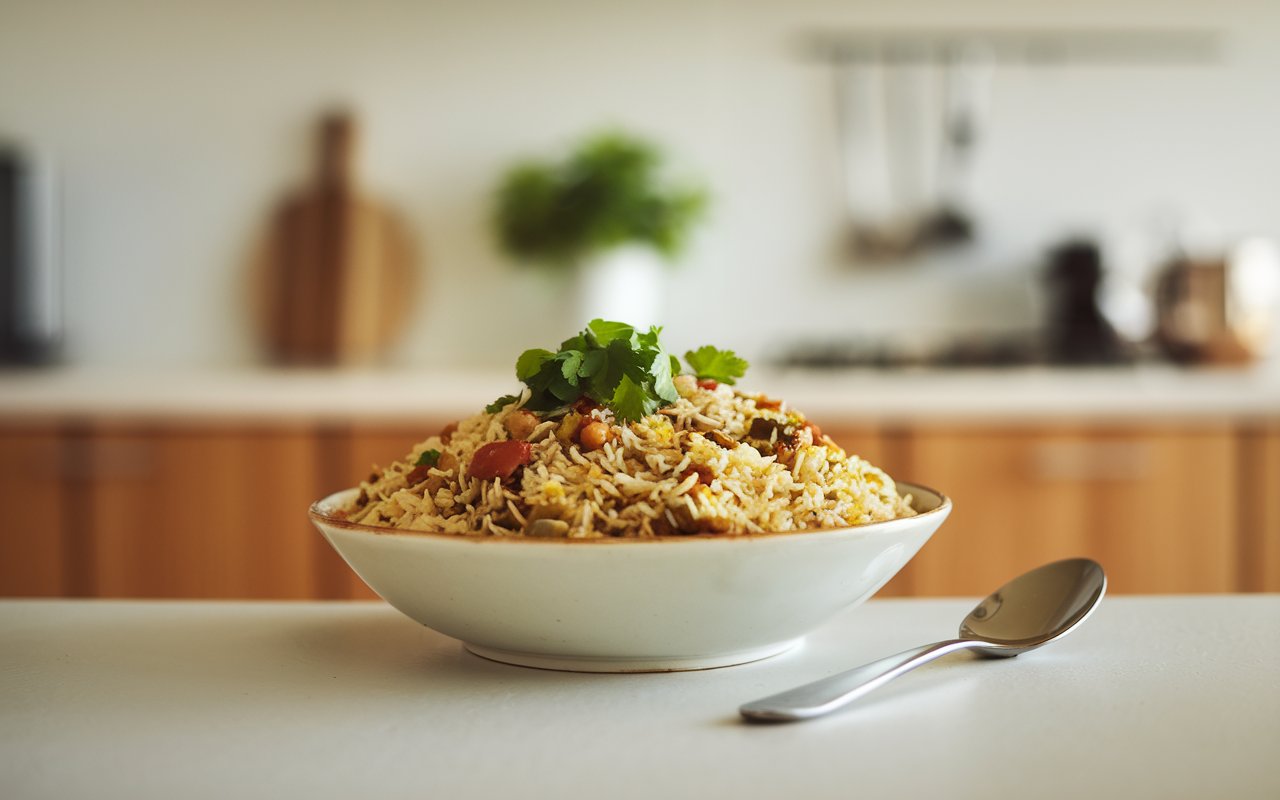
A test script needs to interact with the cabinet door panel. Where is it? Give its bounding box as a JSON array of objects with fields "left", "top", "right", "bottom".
[
  {"left": 0, "top": 426, "right": 68, "bottom": 596},
  {"left": 897, "top": 426, "right": 1238, "bottom": 596},
  {"left": 1086, "top": 429, "right": 1237, "bottom": 593},
  {"left": 893, "top": 429, "right": 1088, "bottom": 597},
  {"left": 1240, "top": 423, "right": 1280, "bottom": 592},
  {"left": 85, "top": 426, "right": 322, "bottom": 598}
]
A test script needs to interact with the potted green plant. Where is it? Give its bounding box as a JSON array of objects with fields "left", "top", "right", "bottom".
[{"left": 493, "top": 131, "right": 708, "bottom": 326}]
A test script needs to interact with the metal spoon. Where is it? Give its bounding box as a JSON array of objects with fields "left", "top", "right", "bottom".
[{"left": 739, "top": 558, "right": 1106, "bottom": 722}]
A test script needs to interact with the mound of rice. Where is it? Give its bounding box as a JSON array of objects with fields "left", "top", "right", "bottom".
[{"left": 339, "top": 377, "right": 914, "bottom": 537}]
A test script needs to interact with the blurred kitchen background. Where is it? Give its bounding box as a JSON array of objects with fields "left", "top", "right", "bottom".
[{"left": 1, "top": 0, "right": 1277, "bottom": 600}]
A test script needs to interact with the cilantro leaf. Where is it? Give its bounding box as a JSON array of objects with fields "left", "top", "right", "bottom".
[
  {"left": 586, "top": 339, "right": 629, "bottom": 401},
  {"left": 586, "top": 319, "right": 635, "bottom": 347},
  {"left": 558, "top": 332, "right": 589, "bottom": 352},
  {"left": 516, "top": 349, "right": 555, "bottom": 381},
  {"left": 635, "top": 325, "right": 662, "bottom": 349},
  {"left": 549, "top": 372, "right": 580, "bottom": 402},
  {"left": 684, "top": 345, "right": 748, "bottom": 385},
  {"left": 485, "top": 394, "right": 520, "bottom": 414},
  {"left": 415, "top": 449, "right": 441, "bottom": 467},
  {"left": 559, "top": 350, "right": 584, "bottom": 381},
  {"left": 580, "top": 349, "right": 607, "bottom": 378},
  {"left": 611, "top": 373, "right": 659, "bottom": 422},
  {"left": 649, "top": 348, "right": 678, "bottom": 404},
  {"left": 523, "top": 390, "right": 568, "bottom": 414}
]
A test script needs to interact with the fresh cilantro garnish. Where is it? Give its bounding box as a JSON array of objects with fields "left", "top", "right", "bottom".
[
  {"left": 514, "top": 319, "right": 679, "bottom": 422},
  {"left": 485, "top": 394, "right": 520, "bottom": 414},
  {"left": 415, "top": 449, "right": 441, "bottom": 467},
  {"left": 683, "top": 345, "right": 748, "bottom": 385},
  {"left": 506, "top": 320, "right": 749, "bottom": 423}
]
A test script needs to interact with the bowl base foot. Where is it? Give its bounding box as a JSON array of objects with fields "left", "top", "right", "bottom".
[{"left": 463, "top": 638, "right": 804, "bottom": 673}]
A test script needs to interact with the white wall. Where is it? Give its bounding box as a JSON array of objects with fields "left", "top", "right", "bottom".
[{"left": 1, "top": 0, "right": 1276, "bottom": 367}]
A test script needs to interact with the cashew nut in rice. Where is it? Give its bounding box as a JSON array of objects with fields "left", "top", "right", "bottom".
[{"left": 525, "top": 518, "right": 570, "bottom": 538}]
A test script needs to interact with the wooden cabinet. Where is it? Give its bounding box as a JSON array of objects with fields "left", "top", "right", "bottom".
[
  {"left": 1240, "top": 423, "right": 1280, "bottom": 592},
  {"left": 0, "top": 417, "right": 1272, "bottom": 599},
  {"left": 885, "top": 426, "right": 1240, "bottom": 596},
  {"left": 0, "top": 425, "right": 71, "bottom": 596},
  {"left": 79, "top": 424, "right": 326, "bottom": 598},
  {"left": 0, "top": 419, "right": 449, "bottom": 600}
]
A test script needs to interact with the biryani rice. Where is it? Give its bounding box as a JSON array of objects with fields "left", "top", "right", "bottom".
[{"left": 340, "top": 380, "right": 914, "bottom": 537}]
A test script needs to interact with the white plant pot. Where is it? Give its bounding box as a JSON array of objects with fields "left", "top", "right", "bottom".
[{"left": 575, "top": 247, "right": 665, "bottom": 328}]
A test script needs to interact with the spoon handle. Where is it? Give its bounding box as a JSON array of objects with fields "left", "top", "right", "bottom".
[{"left": 739, "top": 639, "right": 977, "bottom": 722}]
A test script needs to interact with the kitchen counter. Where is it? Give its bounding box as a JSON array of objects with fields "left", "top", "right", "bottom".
[
  {"left": 0, "top": 364, "right": 1278, "bottom": 423},
  {"left": 1, "top": 597, "right": 1277, "bottom": 799}
]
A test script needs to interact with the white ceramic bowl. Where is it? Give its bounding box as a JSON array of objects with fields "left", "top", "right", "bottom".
[{"left": 309, "top": 483, "right": 950, "bottom": 672}]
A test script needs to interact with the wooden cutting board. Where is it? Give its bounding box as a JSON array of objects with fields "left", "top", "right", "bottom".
[{"left": 252, "top": 111, "right": 416, "bottom": 366}]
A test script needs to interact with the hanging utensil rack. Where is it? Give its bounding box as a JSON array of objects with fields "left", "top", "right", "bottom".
[
  {"left": 805, "top": 28, "right": 1222, "bottom": 65},
  {"left": 813, "top": 28, "right": 1224, "bottom": 262}
]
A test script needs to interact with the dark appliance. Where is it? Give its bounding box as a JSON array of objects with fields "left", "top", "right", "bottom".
[{"left": 0, "top": 147, "right": 61, "bottom": 364}]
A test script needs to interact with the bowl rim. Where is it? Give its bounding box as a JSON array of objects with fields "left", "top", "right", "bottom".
[{"left": 309, "top": 481, "right": 950, "bottom": 544}]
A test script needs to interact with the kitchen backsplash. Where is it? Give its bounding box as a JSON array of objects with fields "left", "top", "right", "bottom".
[{"left": 1, "top": 0, "right": 1276, "bottom": 368}]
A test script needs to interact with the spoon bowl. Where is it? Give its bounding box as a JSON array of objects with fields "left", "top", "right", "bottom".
[
  {"left": 961, "top": 558, "right": 1107, "bottom": 656},
  {"left": 739, "top": 558, "right": 1106, "bottom": 721}
]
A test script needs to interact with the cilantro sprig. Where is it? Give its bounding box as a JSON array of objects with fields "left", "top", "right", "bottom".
[
  {"left": 485, "top": 395, "right": 520, "bottom": 414},
  {"left": 490, "top": 320, "right": 749, "bottom": 423},
  {"left": 684, "top": 345, "right": 748, "bottom": 385}
]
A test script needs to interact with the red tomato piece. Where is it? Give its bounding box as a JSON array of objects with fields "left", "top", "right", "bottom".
[{"left": 467, "top": 440, "right": 534, "bottom": 480}]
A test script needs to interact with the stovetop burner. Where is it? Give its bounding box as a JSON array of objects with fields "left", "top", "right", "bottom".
[{"left": 774, "top": 333, "right": 1138, "bottom": 369}]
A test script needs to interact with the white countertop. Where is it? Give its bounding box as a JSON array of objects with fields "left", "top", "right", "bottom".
[
  {"left": 0, "top": 365, "right": 1277, "bottom": 424},
  {"left": 2, "top": 596, "right": 1277, "bottom": 799}
]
